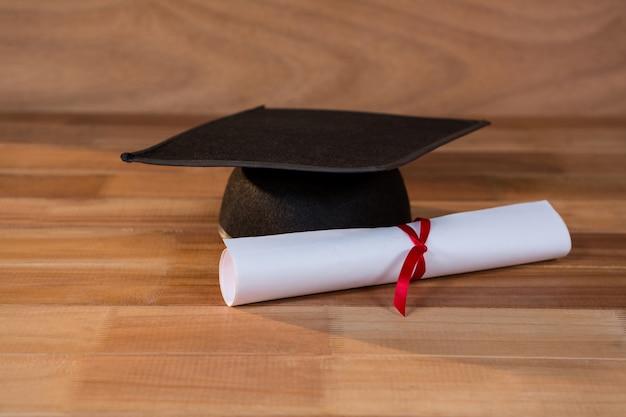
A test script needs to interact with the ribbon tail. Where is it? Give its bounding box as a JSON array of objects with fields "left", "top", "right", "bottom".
[
  {"left": 394, "top": 246, "right": 421, "bottom": 316},
  {"left": 394, "top": 273, "right": 411, "bottom": 316}
]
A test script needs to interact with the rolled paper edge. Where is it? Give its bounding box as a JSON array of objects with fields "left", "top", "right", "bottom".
[
  {"left": 219, "top": 249, "right": 237, "bottom": 306},
  {"left": 515, "top": 200, "right": 571, "bottom": 260},
  {"left": 549, "top": 201, "right": 573, "bottom": 257}
]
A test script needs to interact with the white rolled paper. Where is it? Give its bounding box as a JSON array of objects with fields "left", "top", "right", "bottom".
[{"left": 219, "top": 200, "right": 571, "bottom": 306}]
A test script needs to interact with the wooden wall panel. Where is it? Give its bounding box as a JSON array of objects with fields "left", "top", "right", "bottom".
[{"left": 0, "top": 0, "right": 624, "bottom": 117}]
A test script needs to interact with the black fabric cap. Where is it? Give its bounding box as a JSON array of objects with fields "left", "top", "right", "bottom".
[
  {"left": 219, "top": 167, "right": 411, "bottom": 238},
  {"left": 121, "top": 106, "right": 489, "bottom": 173},
  {"left": 121, "top": 106, "right": 489, "bottom": 237}
]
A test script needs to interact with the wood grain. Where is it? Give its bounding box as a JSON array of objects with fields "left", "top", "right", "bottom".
[
  {"left": 1, "top": 306, "right": 625, "bottom": 415},
  {"left": 1, "top": 1, "right": 625, "bottom": 413},
  {"left": 0, "top": 114, "right": 624, "bottom": 415},
  {"left": 0, "top": 1, "right": 624, "bottom": 117}
]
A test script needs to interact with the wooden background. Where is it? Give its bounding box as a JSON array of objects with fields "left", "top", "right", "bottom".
[
  {"left": 0, "top": 1, "right": 625, "bottom": 416},
  {"left": 1, "top": 0, "right": 625, "bottom": 117}
]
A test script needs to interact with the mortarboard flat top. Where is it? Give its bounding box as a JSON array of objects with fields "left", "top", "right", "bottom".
[
  {"left": 121, "top": 106, "right": 489, "bottom": 173},
  {"left": 121, "top": 106, "right": 489, "bottom": 237}
]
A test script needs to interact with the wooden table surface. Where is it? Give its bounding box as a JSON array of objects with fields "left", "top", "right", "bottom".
[{"left": 1, "top": 114, "right": 625, "bottom": 416}]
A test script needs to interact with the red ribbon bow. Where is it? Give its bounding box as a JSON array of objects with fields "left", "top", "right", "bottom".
[{"left": 394, "top": 219, "right": 431, "bottom": 316}]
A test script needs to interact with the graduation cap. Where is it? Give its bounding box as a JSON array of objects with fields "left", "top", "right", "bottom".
[{"left": 121, "top": 106, "right": 489, "bottom": 237}]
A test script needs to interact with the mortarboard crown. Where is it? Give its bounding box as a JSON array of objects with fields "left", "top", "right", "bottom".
[{"left": 121, "top": 106, "right": 489, "bottom": 237}]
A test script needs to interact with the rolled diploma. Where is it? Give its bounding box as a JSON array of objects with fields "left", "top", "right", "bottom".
[{"left": 219, "top": 200, "right": 571, "bottom": 306}]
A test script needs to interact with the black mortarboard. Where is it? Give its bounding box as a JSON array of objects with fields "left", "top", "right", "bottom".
[{"left": 121, "top": 106, "right": 489, "bottom": 237}]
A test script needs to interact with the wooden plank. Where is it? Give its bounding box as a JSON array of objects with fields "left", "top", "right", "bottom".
[
  {"left": 0, "top": 265, "right": 223, "bottom": 306},
  {"left": 411, "top": 200, "right": 626, "bottom": 234},
  {"left": 0, "top": 228, "right": 223, "bottom": 265},
  {"left": 0, "top": 355, "right": 80, "bottom": 412},
  {"left": 3, "top": 143, "right": 626, "bottom": 176},
  {"left": 0, "top": 198, "right": 222, "bottom": 228},
  {"left": 328, "top": 307, "right": 626, "bottom": 358},
  {"left": 404, "top": 174, "right": 626, "bottom": 202},
  {"left": 1, "top": 306, "right": 624, "bottom": 414},
  {"left": 0, "top": 354, "right": 326, "bottom": 414},
  {"left": 0, "top": 263, "right": 624, "bottom": 309},
  {"left": 2, "top": 306, "right": 623, "bottom": 359},
  {"left": 0, "top": 306, "right": 110, "bottom": 353},
  {"left": 0, "top": 171, "right": 230, "bottom": 199},
  {"left": 324, "top": 356, "right": 626, "bottom": 417},
  {"left": 1, "top": 354, "right": 624, "bottom": 415},
  {"left": 0, "top": 1, "right": 624, "bottom": 117},
  {"left": 2, "top": 169, "right": 624, "bottom": 200},
  {"left": 0, "top": 113, "right": 203, "bottom": 150},
  {"left": 1, "top": 197, "right": 625, "bottom": 232},
  {"left": 0, "top": 159, "right": 624, "bottom": 200}
]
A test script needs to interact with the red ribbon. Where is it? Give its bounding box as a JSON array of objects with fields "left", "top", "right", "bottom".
[{"left": 394, "top": 219, "right": 431, "bottom": 316}]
